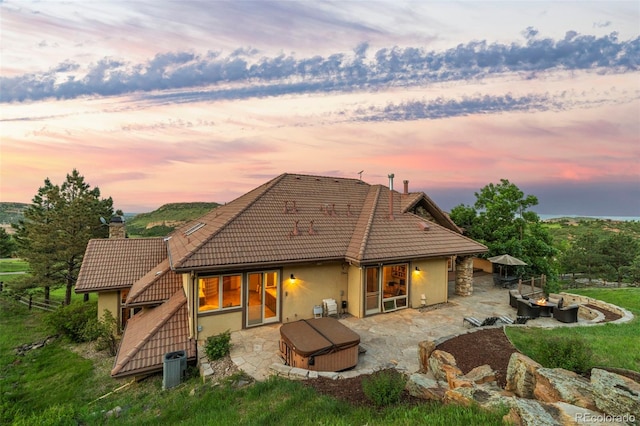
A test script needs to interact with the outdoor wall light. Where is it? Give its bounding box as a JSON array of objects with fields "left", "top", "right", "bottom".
[
  {"left": 289, "top": 274, "right": 296, "bottom": 283},
  {"left": 414, "top": 266, "right": 421, "bottom": 272}
]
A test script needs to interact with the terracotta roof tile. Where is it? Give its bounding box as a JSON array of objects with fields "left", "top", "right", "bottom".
[
  {"left": 111, "top": 289, "right": 195, "bottom": 378},
  {"left": 76, "top": 238, "right": 167, "bottom": 293},
  {"left": 126, "top": 259, "right": 183, "bottom": 306},
  {"left": 166, "top": 173, "right": 485, "bottom": 270}
]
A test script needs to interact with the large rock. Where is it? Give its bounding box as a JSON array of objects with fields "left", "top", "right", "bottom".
[
  {"left": 591, "top": 368, "right": 640, "bottom": 419},
  {"left": 505, "top": 399, "right": 560, "bottom": 426},
  {"left": 551, "top": 402, "right": 628, "bottom": 426},
  {"left": 418, "top": 340, "right": 436, "bottom": 373},
  {"left": 506, "top": 353, "right": 542, "bottom": 398},
  {"left": 464, "top": 364, "right": 497, "bottom": 385},
  {"left": 445, "top": 383, "right": 515, "bottom": 410},
  {"left": 428, "top": 349, "right": 459, "bottom": 381},
  {"left": 406, "top": 373, "right": 446, "bottom": 401},
  {"left": 533, "top": 367, "right": 597, "bottom": 411}
]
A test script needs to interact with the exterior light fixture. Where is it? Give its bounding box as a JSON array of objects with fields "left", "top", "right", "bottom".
[
  {"left": 289, "top": 274, "right": 296, "bottom": 283},
  {"left": 415, "top": 266, "right": 420, "bottom": 272}
]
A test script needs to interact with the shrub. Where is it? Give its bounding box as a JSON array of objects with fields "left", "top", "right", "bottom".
[
  {"left": 205, "top": 330, "right": 231, "bottom": 360},
  {"left": 536, "top": 336, "right": 593, "bottom": 375},
  {"left": 361, "top": 369, "right": 407, "bottom": 407},
  {"left": 46, "top": 301, "right": 97, "bottom": 343},
  {"left": 82, "top": 309, "right": 119, "bottom": 355}
]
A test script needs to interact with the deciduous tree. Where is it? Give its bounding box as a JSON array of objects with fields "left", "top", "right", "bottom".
[
  {"left": 450, "top": 179, "right": 556, "bottom": 279},
  {"left": 12, "top": 170, "right": 113, "bottom": 304}
]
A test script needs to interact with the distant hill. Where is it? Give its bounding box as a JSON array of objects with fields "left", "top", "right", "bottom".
[
  {"left": 125, "top": 202, "right": 221, "bottom": 237},
  {"left": 0, "top": 201, "right": 220, "bottom": 237},
  {"left": 0, "top": 202, "right": 29, "bottom": 233}
]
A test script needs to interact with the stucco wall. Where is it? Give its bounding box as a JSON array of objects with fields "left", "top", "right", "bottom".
[
  {"left": 197, "top": 310, "right": 243, "bottom": 339},
  {"left": 98, "top": 291, "right": 119, "bottom": 320},
  {"left": 347, "top": 264, "right": 364, "bottom": 318},
  {"left": 282, "top": 262, "right": 347, "bottom": 323},
  {"left": 410, "top": 258, "right": 448, "bottom": 307}
]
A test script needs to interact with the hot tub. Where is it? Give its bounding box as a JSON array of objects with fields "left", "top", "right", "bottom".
[{"left": 279, "top": 317, "right": 360, "bottom": 372}]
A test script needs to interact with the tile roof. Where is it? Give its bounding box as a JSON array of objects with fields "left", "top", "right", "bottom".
[
  {"left": 76, "top": 238, "right": 167, "bottom": 293},
  {"left": 111, "top": 289, "right": 196, "bottom": 378},
  {"left": 126, "top": 259, "right": 184, "bottom": 307},
  {"left": 166, "top": 173, "right": 486, "bottom": 270}
]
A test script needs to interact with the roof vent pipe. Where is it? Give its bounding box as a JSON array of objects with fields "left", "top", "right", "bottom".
[
  {"left": 388, "top": 173, "right": 395, "bottom": 221},
  {"left": 403, "top": 180, "right": 409, "bottom": 194}
]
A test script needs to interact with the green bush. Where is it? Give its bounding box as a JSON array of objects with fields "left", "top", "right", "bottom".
[
  {"left": 536, "top": 336, "right": 593, "bottom": 375},
  {"left": 205, "top": 330, "right": 231, "bottom": 360},
  {"left": 361, "top": 369, "right": 407, "bottom": 407},
  {"left": 45, "top": 301, "right": 97, "bottom": 343},
  {"left": 82, "top": 309, "right": 119, "bottom": 355}
]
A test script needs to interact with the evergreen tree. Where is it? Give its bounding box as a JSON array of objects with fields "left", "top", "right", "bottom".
[
  {"left": 12, "top": 170, "right": 113, "bottom": 304},
  {"left": 0, "top": 228, "right": 15, "bottom": 258}
]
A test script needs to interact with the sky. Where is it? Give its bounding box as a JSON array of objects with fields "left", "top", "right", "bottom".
[{"left": 1, "top": 1, "right": 639, "bottom": 217}]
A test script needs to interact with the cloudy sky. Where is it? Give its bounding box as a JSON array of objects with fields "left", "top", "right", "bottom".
[{"left": 1, "top": 1, "right": 639, "bottom": 216}]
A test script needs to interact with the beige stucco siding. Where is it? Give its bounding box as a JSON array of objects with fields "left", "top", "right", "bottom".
[
  {"left": 347, "top": 265, "right": 363, "bottom": 318},
  {"left": 282, "top": 263, "right": 347, "bottom": 322},
  {"left": 410, "top": 258, "right": 448, "bottom": 307},
  {"left": 98, "top": 291, "right": 119, "bottom": 320},
  {"left": 197, "top": 311, "right": 242, "bottom": 339}
]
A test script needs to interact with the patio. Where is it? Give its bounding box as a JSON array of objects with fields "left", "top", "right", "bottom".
[{"left": 229, "top": 272, "right": 589, "bottom": 381}]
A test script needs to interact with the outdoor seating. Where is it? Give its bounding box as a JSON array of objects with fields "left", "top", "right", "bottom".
[
  {"left": 554, "top": 304, "right": 579, "bottom": 323},
  {"left": 509, "top": 289, "right": 522, "bottom": 308},
  {"left": 516, "top": 298, "right": 540, "bottom": 318},
  {"left": 515, "top": 316, "right": 531, "bottom": 324}
]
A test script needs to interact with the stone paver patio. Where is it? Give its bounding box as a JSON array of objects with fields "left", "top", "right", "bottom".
[{"left": 229, "top": 273, "right": 598, "bottom": 381}]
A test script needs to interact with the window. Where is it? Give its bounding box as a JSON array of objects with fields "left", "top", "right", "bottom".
[{"left": 198, "top": 274, "right": 241, "bottom": 312}]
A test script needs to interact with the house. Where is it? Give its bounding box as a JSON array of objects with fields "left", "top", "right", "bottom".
[{"left": 76, "top": 173, "right": 487, "bottom": 378}]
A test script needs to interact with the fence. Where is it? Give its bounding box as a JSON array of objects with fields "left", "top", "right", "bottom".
[{"left": 15, "top": 295, "right": 63, "bottom": 312}]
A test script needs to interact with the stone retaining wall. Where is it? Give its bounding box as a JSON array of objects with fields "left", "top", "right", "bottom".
[
  {"left": 553, "top": 292, "right": 634, "bottom": 324},
  {"left": 410, "top": 345, "right": 639, "bottom": 426}
]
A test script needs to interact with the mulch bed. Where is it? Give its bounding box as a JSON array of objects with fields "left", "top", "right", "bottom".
[{"left": 585, "top": 303, "right": 622, "bottom": 322}]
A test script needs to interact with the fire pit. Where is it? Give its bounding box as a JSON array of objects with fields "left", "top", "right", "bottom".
[{"left": 531, "top": 298, "right": 557, "bottom": 317}]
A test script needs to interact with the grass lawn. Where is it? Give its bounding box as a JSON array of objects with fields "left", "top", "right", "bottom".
[
  {"left": 506, "top": 288, "right": 640, "bottom": 373},
  {"left": 0, "top": 294, "right": 507, "bottom": 426},
  {"left": 0, "top": 258, "right": 30, "bottom": 273}
]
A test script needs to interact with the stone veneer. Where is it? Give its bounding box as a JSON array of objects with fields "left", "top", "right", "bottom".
[{"left": 454, "top": 256, "right": 474, "bottom": 297}]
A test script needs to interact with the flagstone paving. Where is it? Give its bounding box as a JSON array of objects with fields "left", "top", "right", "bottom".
[{"left": 230, "top": 273, "right": 593, "bottom": 381}]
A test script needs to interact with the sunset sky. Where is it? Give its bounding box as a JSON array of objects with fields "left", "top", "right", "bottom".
[{"left": 1, "top": 1, "right": 639, "bottom": 216}]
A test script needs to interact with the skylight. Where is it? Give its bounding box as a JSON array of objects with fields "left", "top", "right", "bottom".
[{"left": 184, "top": 222, "right": 205, "bottom": 236}]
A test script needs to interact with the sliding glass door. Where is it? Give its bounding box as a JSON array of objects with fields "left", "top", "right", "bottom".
[{"left": 246, "top": 271, "right": 279, "bottom": 327}]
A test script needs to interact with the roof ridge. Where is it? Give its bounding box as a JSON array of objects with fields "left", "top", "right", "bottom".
[
  {"left": 172, "top": 174, "right": 288, "bottom": 268},
  {"left": 111, "top": 290, "right": 186, "bottom": 376},
  {"left": 357, "top": 185, "right": 382, "bottom": 260}
]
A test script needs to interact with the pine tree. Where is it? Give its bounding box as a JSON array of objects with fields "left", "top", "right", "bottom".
[{"left": 12, "top": 170, "right": 113, "bottom": 304}]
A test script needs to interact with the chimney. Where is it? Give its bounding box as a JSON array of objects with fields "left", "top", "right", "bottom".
[
  {"left": 109, "top": 216, "right": 126, "bottom": 239},
  {"left": 403, "top": 180, "right": 409, "bottom": 194},
  {"left": 388, "top": 174, "right": 395, "bottom": 220}
]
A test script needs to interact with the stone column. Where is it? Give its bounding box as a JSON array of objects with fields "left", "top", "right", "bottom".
[{"left": 454, "top": 256, "right": 474, "bottom": 296}]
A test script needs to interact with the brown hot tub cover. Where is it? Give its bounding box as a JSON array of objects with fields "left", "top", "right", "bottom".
[{"left": 279, "top": 317, "right": 360, "bottom": 371}]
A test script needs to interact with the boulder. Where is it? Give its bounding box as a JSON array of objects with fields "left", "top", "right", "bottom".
[
  {"left": 445, "top": 383, "right": 515, "bottom": 410},
  {"left": 418, "top": 340, "right": 436, "bottom": 372},
  {"left": 406, "top": 373, "right": 446, "bottom": 401},
  {"left": 550, "top": 402, "right": 628, "bottom": 425},
  {"left": 533, "top": 367, "right": 597, "bottom": 411},
  {"left": 442, "top": 364, "right": 465, "bottom": 389},
  {"left": 591, "top": 368, "right": 640, "bottom": 419},
  {"left": 506, "top": 398, "right": 560, "bottom": 426},
  {"left": 428, "top": 349, "right": 459, "bottom": 381},
  {"left": 506, "top": 352, "right": 542, "bottom": 398},
  {"left": 464, "top": 364, "right": 497, "bottom": 385}
]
